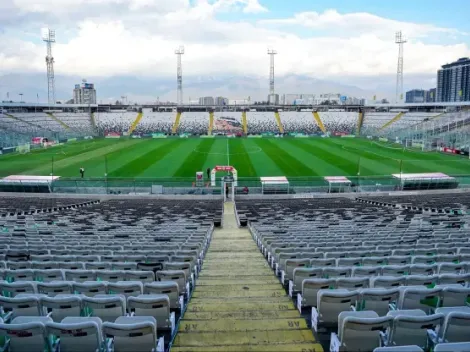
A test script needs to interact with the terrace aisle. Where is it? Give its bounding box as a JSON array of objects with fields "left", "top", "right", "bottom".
[{"left": 172, "top": 202, "right": 322, "bottom": 351}]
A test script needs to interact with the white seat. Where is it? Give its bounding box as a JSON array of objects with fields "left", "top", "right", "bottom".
[
  {"left": 124, "top": 271, "right": 155, "bottom": 283},
  {"left": 82, "top": 294, "right": 126, "bottom": 322},
  {"left": 34, "top": 269, "right": 64, "bottom": 282},
  {"left": 37, "top": 281, "right": 73, "bottom": 297},
  {"left": 284, "top": 259, "right": 310, "bottom": 283},
  {"left": 144, "top": 281, "right": 181, "bottom": 310},
  {"left": 40, "top": 294, "right": 82, "bottom": 323},
  {"left": 112, "top": 262, "right": 138, "bottom": 271},
  {"left": 0, "top": 295, "right": 44, "bottom": 320},
  {"left": 371, "top": 276, "right": 405, "bottom": 289},
  {"left": 397, "top": 287, "right": 441, "bottom": 312},
  {"left": 331, "top": 311, "right": 392, "bottom": 352},
  {"left": 0, "top": 316, "right": 51, "bottom": 352},
  {"left": 382, "top": 266, "right": 409, "bottom": 277},
  {"left": 359, "top": 288, "right": 400, "bottom": 316},
  {"left": 107, "top": 281, "right": 143, "bottom": 299},
  {"left": 301, "top": 278, "right": 335, "bottom": 308},
  {"left": 73, "top": 281, "right": 108, "bottom": 297},
  {"left": 438, "top": 263, "right": 465, "bottom": 275},
  {"left": 313, "top": 289, "right": 359, "bottom": 328},
  {"left": 336, "top": 277, "right": 369, "bottom": 291},
  {"left": 96, "top": 270, "right": 126, "bottom": 283},
  {"left": 156, "top": 270, "right": 187, "bottom": 294},
  {"left": 437, "top": 286, "right": 470, "bottom": 307},
  {"left": 46, "top": 317, "right": 103, "bottom": 352},
  {"left": 405, "top": 275, "right": 438, "bottom": 287},
  {"left": 5, "top": 269, "right": 34, "bottom": 282},
  {"left": 103, "top": 316, "right": 161, "bottom": 352},
  {"left": 85, "top": 262, "right": 112, "bottom": 270},
  {"left": 64, "top": 270, "right": 96, "bottom": 282},
  {"left": 127, "top": 294, "right": 173, "bottom": 329},
  {"left": 324, "top": 267, "right": 352, "bottom": 278},
  {"left": 163, "top": 262, "right": 191, "bottom": 281},
  {"left": 387, "top": 310, "right": 443, "bottom": 349},
  {"left": 438, "top": 274, "right": 470, "bottom": 286},
  {"left": 0, "top": 281, "right": 37, "bottom": 297},
  {"left": 409, "top": 264, "right": 437, "bottom": 276},
  {"left": 436, "top": 307, "right": 470, "bottom": 343},
  {"left": 292, "top": 268, "right": 323, "bottom": 293},
  {"left": 352, "top": 266, "right": 381, "bottom": 277}
]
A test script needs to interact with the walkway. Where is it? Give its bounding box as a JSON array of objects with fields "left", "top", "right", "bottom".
[{"left": 172, "top": 202, "right": 322, "bottom": 351}]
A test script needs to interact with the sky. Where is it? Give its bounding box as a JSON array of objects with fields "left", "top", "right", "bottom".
[{"left": 0, "top": 0, "right": 469, "bottom": 102}]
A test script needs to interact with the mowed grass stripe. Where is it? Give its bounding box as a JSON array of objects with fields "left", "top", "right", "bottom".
[
  {"left": 110, "top": 139, "right": 182, "bottom": 177},
  {"left": 0, "top": 139, "right": 117, "bottom": 177},
  {"left": 253, "top": 139, "right": 316, "bottom": 177},
  {"left": 339, "top": 139, "right": 467, "bottom": 175},
  {"left": 228, "top": 139, "right": 257, "bottom": 177},
  {"left": 140, "top": 139, "right": 203, "bottom": 178},
  {"left": 25, "top": 139, "right": 143, "bottom": 176},
  {"left": 324, "top": 139, "right": 402, "bottom": 175},
  {"left": 287, "top": 139, "right": 363, "bottom": 175},
  {"left": 173, "top": 139, "right": 216, "bottom": 177}
]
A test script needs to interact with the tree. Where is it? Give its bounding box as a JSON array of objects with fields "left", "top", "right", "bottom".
[
  {"left": 381, "top": 99, "right": 389, "bottom": 104},
  {"left": 115, "top": 100, "right": 122, "bottom": 105}
]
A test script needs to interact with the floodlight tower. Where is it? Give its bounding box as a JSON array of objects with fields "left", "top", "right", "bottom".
[
  {"left": 267, "top": 47, "right": 277, "bottom": 96},
  {"left": 395, "top": 31, "right": 406, "bottom": 104},
  {"left": 175, "top": 46, "right": 185, "bottom": 106},
  {"left": 42, "top": 28, "right": 56, "bottom": 106}
]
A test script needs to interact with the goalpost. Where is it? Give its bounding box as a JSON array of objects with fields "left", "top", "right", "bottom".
[{"left": 16, "top": 143, "right": 31, "bottom": 154}]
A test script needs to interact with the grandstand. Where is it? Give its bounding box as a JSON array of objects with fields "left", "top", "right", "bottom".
[{"left": 1, "top": 190, "right": 470, "bottom": 351}]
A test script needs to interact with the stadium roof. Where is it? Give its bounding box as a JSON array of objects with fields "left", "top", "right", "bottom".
[{"left": 0, "top": 102, "right": 98, "bottom": 108}]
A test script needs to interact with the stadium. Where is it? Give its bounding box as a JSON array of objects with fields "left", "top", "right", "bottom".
[{"left": 1, "top": 99, "right": 470, "bottom": 352}]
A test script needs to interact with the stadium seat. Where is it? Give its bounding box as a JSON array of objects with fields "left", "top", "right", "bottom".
[
  {"left": 102, "top": 316, "right": 163, "bottom": 352},
  {"left": 82, "top": 295, "right": 126, "bottom": 322},
  {"left": 330, "top": 311, "right": 392, "bottom": 352},
  {"left": 359, "top": 288, "right": 400, "bottom": 316},
  {"left": 127, "top": 294, "right": 174, "bottom": 330},
  {"left": 312, "top": 290, "right": 359, "bottom": 330},
  {"left": 46, "top": 317, "right": 103, "bottom": 352},
  {"left": 386, "top": 310, "right": 443, "bottom": 349},
  {"left": 144, "top": 282, "right": 182, "bottom": 310},
  {"left": 0, "top": 316, "right": 51, "bottom": 352},
  {"left": 40, "top": 294, "right": 82, "bottom": 322}
]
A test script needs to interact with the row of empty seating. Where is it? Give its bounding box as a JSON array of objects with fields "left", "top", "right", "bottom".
[
  {"left": 239, "top": 196, "right": 470, "bottom": 351},
  {"left": 1, "top": 197, "right": 221, "bottom": 351}
]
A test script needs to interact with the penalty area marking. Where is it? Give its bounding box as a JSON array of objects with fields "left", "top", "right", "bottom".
[{"left": 193, "top": 146, "right": 262, "bottom": 156}]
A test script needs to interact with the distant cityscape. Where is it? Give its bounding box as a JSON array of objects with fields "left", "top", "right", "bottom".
[{"left": 4, "top": 57, "right": 468, "bottom": 106}]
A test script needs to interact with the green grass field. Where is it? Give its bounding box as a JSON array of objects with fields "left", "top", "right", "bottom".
[{"left": 1, "top": 138, "right": 469, "bottom": 181}]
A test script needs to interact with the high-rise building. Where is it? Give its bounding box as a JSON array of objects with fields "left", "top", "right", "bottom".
[
  {"left": 214, "top": 97, "right": 228, "bottom": 106},
  {"left": 405, "top": 89, "right": 426, "bottom": 103},
  {"left": 73, "top": 81, "right": 96, "bottom": 104},
  {"left": 437, "top": 57, "right": 470, "bottom": 102},
  {"left": 268, "top": 94, "right": 279, "bottom": 105},
  {"left": 198, "top": 96, "right": 214, "bottom": 105},
  {"left": 426, "top": 88, "right": 437, "bottom": 103}
]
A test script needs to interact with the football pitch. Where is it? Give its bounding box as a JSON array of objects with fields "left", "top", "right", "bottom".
[{"left": 1, "top": 138, "right": 469, "bottom": 180}]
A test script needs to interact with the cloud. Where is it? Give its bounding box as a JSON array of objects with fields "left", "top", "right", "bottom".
[
  {"left": 0, "top": 2, "right": 469, "bottom": 99},
  {"left": 260, "top": 9, "right": 468, "bottom": 40}
]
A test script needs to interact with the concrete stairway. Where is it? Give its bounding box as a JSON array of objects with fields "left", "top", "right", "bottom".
[{"left": 172, "top": 202, "right": 322, "bottom": 351}]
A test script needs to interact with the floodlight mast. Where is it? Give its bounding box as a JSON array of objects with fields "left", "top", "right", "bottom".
[
  {"left": 395, "top": 31, "right": 406, "bottom": 104},
  {"left": 42, "top": 28, "right": 56, "bottom": 106},
  {"left": 267, "top": 47, "right": 277, "bottom": 96},
  {"left": 175, "top": 46, "right": 185, "bottom": 106}
]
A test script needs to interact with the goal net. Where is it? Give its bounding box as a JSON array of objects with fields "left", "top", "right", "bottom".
[{"left": 16, "top": 143, "right": 31, "bottom": 154}]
